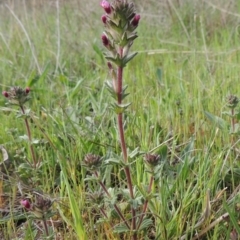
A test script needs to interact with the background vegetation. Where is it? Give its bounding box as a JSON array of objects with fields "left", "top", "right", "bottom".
[{"left": 1, "top": 0, "right": 240, "bottom": 239}]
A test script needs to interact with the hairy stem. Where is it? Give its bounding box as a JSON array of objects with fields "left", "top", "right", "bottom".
[
  {"left": 117, "top": 47, "right": 136, "bottom": 239},
  {"left": 20, "top": 105, "right": 37, "bottom": 168}
]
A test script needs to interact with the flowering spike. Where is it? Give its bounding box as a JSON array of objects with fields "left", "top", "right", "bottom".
[
  {"left": 101, "top": 0, "right": 112, "bottom": 14},
  {"left": 101, "top": 15, "right": 107, "bottom": 24},
  {"left": 131, "top": 14, "right": 140, "bottom": 27},
  {"left": 2, "top": 91, "right": 9, "bottom": 98}
]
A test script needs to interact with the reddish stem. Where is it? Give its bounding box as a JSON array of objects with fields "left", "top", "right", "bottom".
[
  {"left": 42, "top": 218, "right": 49, "bottom": 236},
  {"left": 94, "top": 171, "right": 130, "bottom": 229},
  {"left": 117, "top": 47, "right": 137, "bottom": 239},
  {"left": 20, "top": 105, "right": 37, "bottom": 168}
]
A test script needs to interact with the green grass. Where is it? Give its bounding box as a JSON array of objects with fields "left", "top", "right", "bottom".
[{"left": 1, "top": 0, "right": 240, "bottom": 239}]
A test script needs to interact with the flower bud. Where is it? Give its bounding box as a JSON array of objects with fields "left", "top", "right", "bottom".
[
  {"left": 25, "top": 87, "right": 30, "bottom": 94},
  {"left": 2, "top": 91, "right": 9, "bottom": 98},
  {"left": 131, "top": 14, "right": 140, "bottom": 27},
  {"left": 107, "top": 62, "right": 113, "bottom": 70},
  {"left": 3, "top": 86, "right": 31, "bottom": 106},
  {"left": 101, "top": 34, "right": 109, "bottom": 46},
  {"left": 84, "top": 153, "right": 102, "bottom": 168},
  {"left": 144, "top": 153, "right": 160, "bottom": 167},
  {"left": 101, "top": 0, "right": 111, "bottom": 14},
  {"left": 101, "top": 15, "right": 107, "bottom": 24},
  {"left": 226, "top": 95, "right": 239, "bottom": 109},
  {"left": 21, "top": 199, "right": 31, "bottom": 209}
]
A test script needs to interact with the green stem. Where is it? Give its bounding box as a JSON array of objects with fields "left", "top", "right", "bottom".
[
  {"left": 20, "top": 105, "right": 37, "bottom": 168},
  {"left": 137, "top": 175, "right": 154, "bottom": 230}
]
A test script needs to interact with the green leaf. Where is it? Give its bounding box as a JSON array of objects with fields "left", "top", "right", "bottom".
[
  {"left": 156, "top": 68, "right": 162, "bottom": 83},
  {"left": 105, "top": 53, "right": 122, "bottom": 66},
  {"left": 127, "top": 33, "right": 138, "bottom": 42},
  {"left": 26, "top": 64, "right": 50, "bottom": 87},
  {"left": 92, "top": 41, "right": 104, "bottom": 61},
  {"left": 204, "top": 111, "right": 229, "bottom": 130},
  {"left": 122, "top": 52, "right": 138, "bottom": 67},
  {"left": 111, "top": 102, "right": 131, "bottom": 114},
  {"left": 129, "top": 147, "right": 140, "bottom": 158},
  {"left": 223, "top": 201, "right": 240, "bottom": 234},
  {"left": 155, "top": 144, "right": 168, "bottom": 162},
  {"left": 138, "top": 218, "right": 153, "bottom": 231},
  {"left": 114, "top": 224, "right": 130, "bottom": 234},
  {"left": 104, "top": 158, "right": 121, "bottom": 165},
  {"left": 105, "top": 81, "right": 117, "bottom": 99},
  {"left": 180, "top": 137, "right": 195, "bottom": 160}
]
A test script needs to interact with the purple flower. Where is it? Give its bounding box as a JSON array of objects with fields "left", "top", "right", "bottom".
[
  {"left": 101, "top": 34, "right": 109, "bottom": 46},
  {"left": 107, "top": 62, "right": 113, "bottom": 70},
  {"left": 25, "top": 87, "right": 30, "bottom": 94},
  {"left": 101, "top": 0, "right": 111, "bottom": 14},
  {"left": 21, "top": 199, "right": 31, "bottom": 209},
  {"left": 131, "top": 14, "right": 140, "bottom": 27},
  {"left": 2, "top": 91, "right": 9, "bottom": 98},
  {"left": 101, "top": 15, "right": 107, "bottom": 24}
]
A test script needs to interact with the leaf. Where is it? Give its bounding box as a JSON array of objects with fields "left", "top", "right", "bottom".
[
  {"left": 156, "top": 68, "right": 162, "bottom": 83},
  {"left": 122, "top": 52, "right": 138, "bottom": 66},
  {"left": 155, "top": 144, "right": 168, "bottom": 162},
  {"left": 204, "top": 111, "right": 229, "bottom": 130},
  {"left": 129, "top": 147, "right": 140, "bottom": 158},
  {"left": 180, "top": 137, "right": 195, "bottom": 160},
  {"left": 223, "top": 201, "right": 240, "bottom": 234},
  {"left": 111, "top": 102, "right": 131, "bottom": 114},
  {"left": 138, "top": 218, "right": 153, "bottom": 231},
  {"left": 104, "top": 158, "right": 122, "bottom": 166},
  {"left": 26, "top": 64, "right": 50, "bottom": 87},
  {"left": 92, "top": 42, "right": 104, "bottom": 61},
  {"left": 105, "top": 53, "right": 122, "bottom": 66},
  {"left": 114, "top": 224, "right": 130, "bottom": 234}
]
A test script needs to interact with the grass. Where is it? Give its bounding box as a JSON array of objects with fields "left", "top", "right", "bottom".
[{"left": 1, "top": 0, "right": 240, "bottom": 239}]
